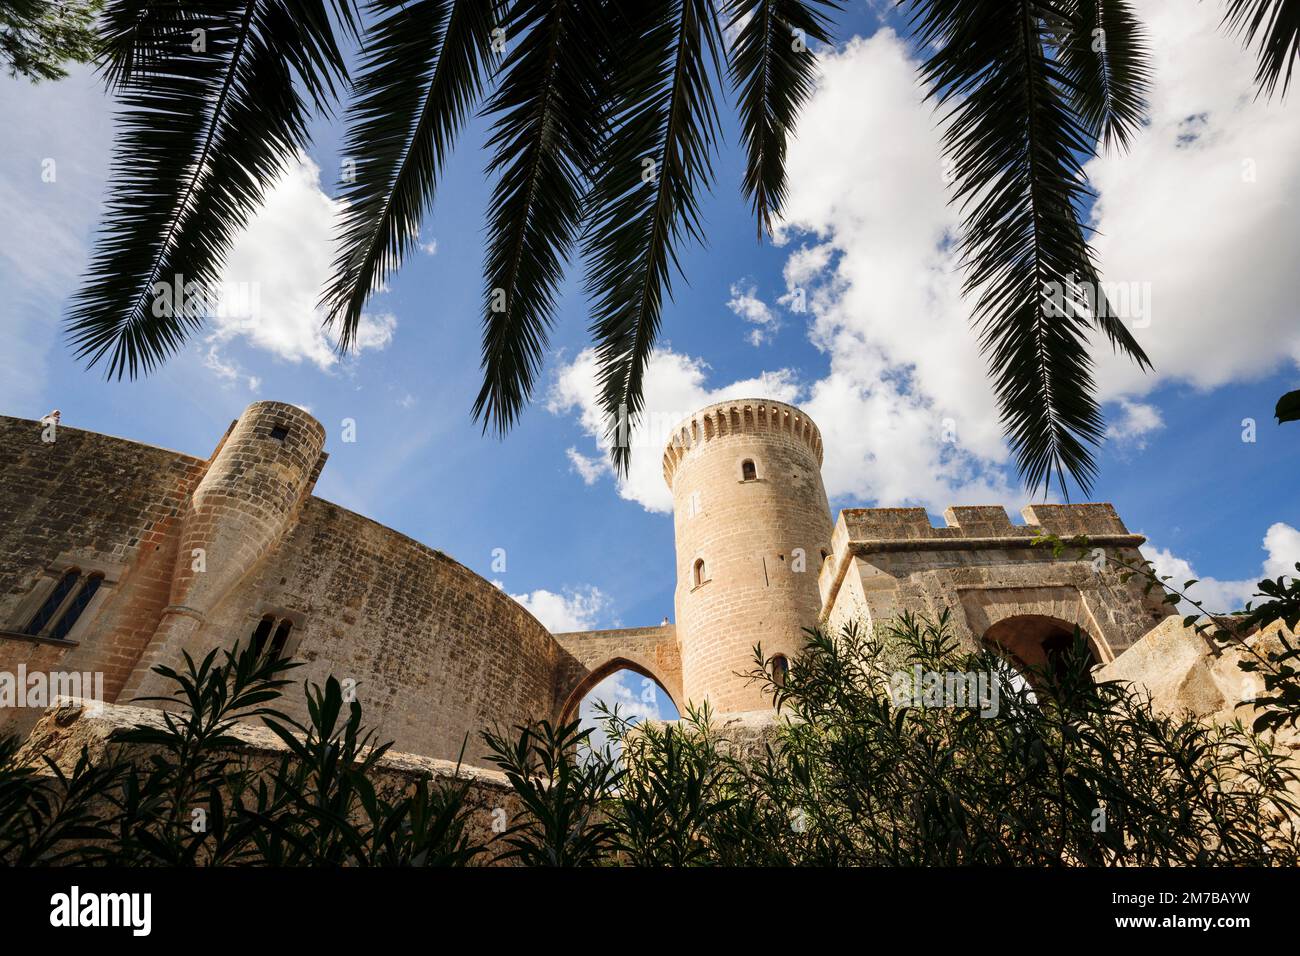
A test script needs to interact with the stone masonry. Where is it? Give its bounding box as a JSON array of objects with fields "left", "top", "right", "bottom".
[
  {"left": 0, "top": 396, "right": 1225, "bottom": 772},
  {"left": 663, "top": 399, "right": 832, "bottom": 713}
]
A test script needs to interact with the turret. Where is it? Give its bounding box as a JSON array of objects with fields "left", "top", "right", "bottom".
[
  {"left": 663, "top": 399, "right": 832, "bottom": 713},
  {"left": 122, "top": 402, "right": 326, "bottom": 698}
]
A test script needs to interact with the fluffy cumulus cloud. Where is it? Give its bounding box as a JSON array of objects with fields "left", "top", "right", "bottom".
[
  {"left": 1105, "top": 399, "right": 1164, "bottom": 447},
  {"left": 548, "top": 10, "right": 1299, "bottom": 518},
  {"left": 207, "top": 155, "right": 397, "bottom": 370},
  {"left": 504, "top": 584, "right": 610, "bottom": 633},
  {"left": 1144, "top": 522, "right": 1300, "bottom": 614},
  {"left": 548, "top": 347, "right": 800, "bottom": 513},
  {"left": 727, "top": 280, "right": 780, "bottom": 345},
  {"left": 550, "top": 29, "right": 1021, "bottom": 513},
  {"left": 1086, "top": 0, "right": 1300, "bottom": 397}
]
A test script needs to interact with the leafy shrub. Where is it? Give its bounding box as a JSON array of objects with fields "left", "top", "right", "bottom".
[
  {"left": 0, "top": 641, "right": 483, "bottom": 866},
  {"left": 3, "top": 607, "right": 1298, "bottom": 866}
]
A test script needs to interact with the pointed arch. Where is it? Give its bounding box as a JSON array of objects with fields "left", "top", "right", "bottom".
[{"left": 558, "top": 657, "right": 679, "bottom": 725}]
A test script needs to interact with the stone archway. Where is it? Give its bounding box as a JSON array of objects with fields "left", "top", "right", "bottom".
[
  {"left": 550, "top": 624, "right": 683, "bottom": 724},
  {"left": 557, "top": 657, "right": 679, "bottom": 725},
  {"left": 981, "top": 613, "right": 1101, "bottom": 691},
  {"left": 957, "top": 584, "right": 1114, "bottom": 664}
]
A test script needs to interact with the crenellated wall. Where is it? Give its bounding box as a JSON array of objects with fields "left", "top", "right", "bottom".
[
  {"left": 819, "top": 503, "right": 1173, "bottom": 664},
  {"left": 2, "top": 395, "right": 1189, "bottom": 763}
]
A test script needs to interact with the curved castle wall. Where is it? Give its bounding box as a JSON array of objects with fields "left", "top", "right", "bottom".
[
  {"left": 0, "top": 406, "right": 558, "bottom": 762},
  {"left": 663, "top": 399, "right": 833, "bottom": 713}
]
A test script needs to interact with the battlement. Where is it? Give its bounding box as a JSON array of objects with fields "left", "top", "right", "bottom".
[
  {"left": 819, "top": 503, "right": 1146, "bottom": 612},
  {"left": 662, "top": 398, "right": 823, "bottom": 489},
  {"left": 839, "top": 503, "right": 1135, "bottom": 544}
]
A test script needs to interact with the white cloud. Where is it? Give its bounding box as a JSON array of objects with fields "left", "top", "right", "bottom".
[
  {"left": 421, "top": 238, "right": 438, "bottom": 255},
  {"left": 1085, "top": 0, "right": 1300, "bottom": 397},
  {"left": 504, "top": 584, "right": 610, "bottom": 633},
  {"left": 548, "top": 12, "right": 1298, "bottom": 518},
  {"left": 565, "top": 446, "right": 607, "bottom": 486},
  {"left": 727, "top": 281, "right": 780, "bottom": 345},
  {"left": 773, "top": 30, "right": 1020, "bottom": 478},
  {"left": 546, "top": 30, "right": 1025, "bottom": 515},
  {"left": 1144, "top": 521, "right": 1300, "bottom": 614},
  {"left": 580, "top": 670, "right": 664, "bottom": 722},
  {"left": 208, "top": 155, "right": 398, "bottom": 370},
  {"left": 1105, "top": 399, "right": 1164, "bottom": 448},
  {"left": 1262, "top": 522, "right": 1300, "bottom": 580},
  {"left": 578, "top": 668, "right": 668, "bottom": 754},
  {"left": 548, "top": 347, "right": 800, "bottom": 513},
  {"left": 201, "top": 345, "right": 261, "bottom": 393}
]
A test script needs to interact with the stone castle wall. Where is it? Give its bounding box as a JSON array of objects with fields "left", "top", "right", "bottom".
[
  {"left": 0, "top": 410, "right": 561, "bottom": 764},
  {"left": 2, "top": 395, "right": 1193, "bottom": 767},
  {"left": 0, "top": 416, "right": 209, "bottom": 740},
  {"left": 819, "top": 503, "right": 1173, "bottom": 665}
]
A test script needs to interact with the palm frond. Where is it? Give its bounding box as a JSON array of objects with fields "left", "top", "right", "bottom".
[
  {"left": 910, "top": 0, "right": 1137, "bottom": 497},
  {"left": 1055, "top": 0, "right": 1150, "bottom": 150},
  {"left": 472, "top": 0, "right": 612, "bottom": 435},
  {"left": 322, "top": 0, "right": 498, "bottom": 349},
  {"left": 67, "top": 0, "right": 349, "bottom": 379},
  {"left": 1223, "top": 0, "right": 1300, "bottom": 98},
  {"left": 724, "top": 0, "right": 838, "bottom": 237},
  {"left": 583, "top": 0, "right": 724, "bottom": 473}
]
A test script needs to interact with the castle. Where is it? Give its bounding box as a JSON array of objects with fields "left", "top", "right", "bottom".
[{"left": 0, "top": 397, "right": 1178, "bottom": 763}]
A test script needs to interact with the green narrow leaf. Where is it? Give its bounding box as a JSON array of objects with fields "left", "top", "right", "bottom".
[
  {"left": 724, "top": 0, "right": 839, "bottom": 236},
  {"left": 322, "top": 0, "right": 498, "bottom": 349},
  {"left": 1275, "top": 388, "right": 1300, "bottom": 423},
  {"left": 908, "top": 0, "right": 1150, "bottom": 496},
  {"left": 67, "top": 0, "right": 349, "bottom": 379},
  {"left": 1055, "top": 0, "right": 1151, "bottom": 151},
  {"left": 583, "top": 0, "right": 725, "bottom": 474},
  {"left": 472, "top": 0, "right": 610, "bottom": 435},
  {"left": 1222, "top": 0, "right": 1300, "bottom": 99}
]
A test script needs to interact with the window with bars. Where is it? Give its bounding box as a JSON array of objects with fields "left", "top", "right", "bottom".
[
  {"left": 19, "top": 569, "right": 104, "bottom": 641},
  {"left": 250, "top": 614, "right": 296, "bottom": 660}
]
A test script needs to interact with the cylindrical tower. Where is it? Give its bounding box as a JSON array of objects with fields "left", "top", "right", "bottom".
[
  {"left": 123, "top": 401, "right": 326, "bottom": 699},
  {"left": 663, "top": 398, "right": 832, "bottom": 713}
]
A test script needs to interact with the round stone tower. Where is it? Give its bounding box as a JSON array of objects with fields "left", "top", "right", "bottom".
[
  {"left": 124, "top": 401, "right": 326, "bottom": 698},
  {"left": 663, "top": 398, "right": 833, "bottom": 713}
]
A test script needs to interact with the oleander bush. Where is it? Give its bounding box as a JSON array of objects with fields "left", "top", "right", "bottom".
[{"left": 2, "top": 604, "right": 1298, "bottom": 866}]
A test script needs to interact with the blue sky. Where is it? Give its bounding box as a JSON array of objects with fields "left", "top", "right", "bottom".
[{"left": 2, "top": 1, "right": 1298, "bottom": 725}]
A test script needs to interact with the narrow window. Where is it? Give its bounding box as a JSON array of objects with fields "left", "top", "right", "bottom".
[
  {"left": 741, "top": 459, "right": 757, "bottom": 481},
  {"left": 23, "top": 569, "right": 80, "bottom": 636},
  {"left": 269, "top": 424, "right": 289, "bottom": 441},
  {"left": 771, "top": 654, "right": 789, "bottom": 688},
  {"left": 250, "top": 615, "right": 275, "bottom": 655},
  {"left": 270, "top": 619, "right": 293, "bottom": 660},
  {"left": 47, "top": 573, "right": 103, "bottom": 641},
  {"left": 693, "top": 559, "right": 706, "bottom": 588}
]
